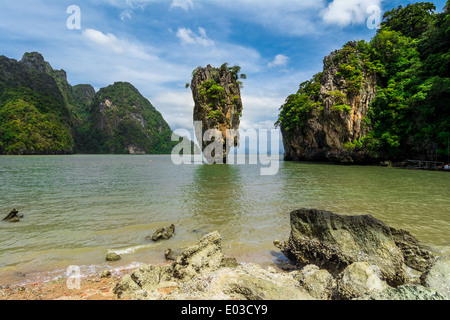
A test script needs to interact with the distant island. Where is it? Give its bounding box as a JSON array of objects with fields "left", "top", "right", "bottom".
[
  {"left": 0, "top": 52, "right": 184, "bottom": 155},
  {"left": 276, "top": 2, "right": 449, "bottom": 164}
]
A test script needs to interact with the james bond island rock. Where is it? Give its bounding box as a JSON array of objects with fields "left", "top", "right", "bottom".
[
  {"left": 274, "top": 209, "right": 435, "bottom": 287},
  {"left": 191, "top": 64, "right": 245, "bottom": 163},
  {"left": 276, "top": 42, "right": 377, "bottom": 163}
]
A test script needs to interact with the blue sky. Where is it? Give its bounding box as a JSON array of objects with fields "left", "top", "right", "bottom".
[{"left": 0, "top": 0, "right": 447, "bottom": 135}]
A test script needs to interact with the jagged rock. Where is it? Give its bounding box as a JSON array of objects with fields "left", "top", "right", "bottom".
[
  {"left": 149, "top": 224, "right": 175, "bottom": 242},
  {"left": 390, "top": 227, "right": 435, "bottom": 272},
  {"left": 334, "top": 262, "right": 389, "bottom": 300},
  {"left": 106, "top": 252, "right": 121, "bottom": 262},
  {"left": 357, "top": 284, "right": 446, "bottom": 300},
  {"left": 164, "top": 249, "right": 180, "bottom": 261},
  {"left": 113, "top": 274, "right": 142, "bottom": 299},
  {"left": 291, "top": 264, "right": 336, "bottom": 300},
  {"left": 113, "top": 232, "right": 315, "bottom": 300},
  {"left": 421, "top": 255, "right": 450, "bottom": 299},
  {"left": 2, "top": 209, "right": 23, "bottom": 223},
  {"left": 191, "top": 64, "right": 243, "bottom": 163},
  {"left": 276, "top": 209, "right": 415, "bottom": 286},
  {"left": 173, "top": 231, "right": 224, "bottom": 281}
]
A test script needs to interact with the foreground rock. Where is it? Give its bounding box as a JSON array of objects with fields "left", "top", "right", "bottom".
[
  {"left": 357, "top": 284, "right": 446, "bottom": 300},
  {"left": 334, "top": 262, "right": 389, "bottom": 300},
  {"left": 113, "top": 231, "right": 313, "bottom": 300},
  {"left": 274, "top": 209, "right": 435, "bottom": 287},
  {"left": 420, "top": 255, "right": 450, "bottom": 299},
  {"left": 2, "top": 209, "right": 23, "bottom": 223}
]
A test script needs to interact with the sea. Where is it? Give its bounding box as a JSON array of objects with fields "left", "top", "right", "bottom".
[{"left": 0, "top": 155, "right": 449, "bottom": 285}]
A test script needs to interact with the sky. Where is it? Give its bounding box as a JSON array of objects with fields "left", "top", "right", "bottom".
[{"left": 0, "top": 0, "right": 447, "bottom": 139}]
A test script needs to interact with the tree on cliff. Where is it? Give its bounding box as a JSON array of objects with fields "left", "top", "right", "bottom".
[{"left": 276, "top": 1, "right": 450, "bottom": 162}]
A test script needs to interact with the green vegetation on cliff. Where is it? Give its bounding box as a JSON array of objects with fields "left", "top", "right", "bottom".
[
  {"left": 277, "top": 1, "right": 450, "bottom": 161},
  {"left": 79, "top": 82, "right": 180, "bottom": 154},
  {"left": 0, "top": 53, "right": 183, "bottom": 155}
]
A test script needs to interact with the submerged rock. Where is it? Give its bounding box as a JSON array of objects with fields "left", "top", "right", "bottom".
[
  {"left": 2, "top": 209, "right": 23, "bottom": 223},
  {"left": 275, "top": 208, "right": 434, "bottom": 287},
  {"left": 106, "top": 252, "right": 121, "bottom": 262},
  {"left": 149, "top": 224, "right": 175, "bottom": 242}
]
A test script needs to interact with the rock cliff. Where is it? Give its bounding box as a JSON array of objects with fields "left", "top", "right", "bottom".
[
  {"left": 0, "top": 52, "right": 184, "bottom": 155},
  {"left": 278, "top": 42, "right": 377, "bottom": 163},
  {"left": 191, "top": 64, "right": 244, "bottom": 163}
]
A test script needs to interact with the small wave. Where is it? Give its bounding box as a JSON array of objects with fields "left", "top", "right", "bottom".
[{"left": 107, "top": 244, "right": 155, "bottom": 256}]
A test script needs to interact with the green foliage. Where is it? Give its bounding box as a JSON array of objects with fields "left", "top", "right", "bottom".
[
  {"left": 277, "top": 2, "right": 450, "bottom": 161},
  {"left": 0, "top": 99, "right": 73, "bottom": 154}
]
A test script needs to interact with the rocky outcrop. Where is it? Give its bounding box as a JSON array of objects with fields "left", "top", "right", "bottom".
[
  {"left": 274, "top": 209, "right": 435, "bottom": 287},
  {"left": 113, "top": 224, "right": 446, "bottom": 300},
  {"left": 191, "top": 64, "right": 244, "bottom": 163},
  {"left": 148, "top": 224, "right": 175, "bottom": 242},
  {"left": 2, "top": 209, "right": 23, "bottom": 223},
  {"left": 113, "top": 231, "right": 313, "bottom": 300},
  {"left": 280, "top": 42, "right": 377, "bottom": 163}
]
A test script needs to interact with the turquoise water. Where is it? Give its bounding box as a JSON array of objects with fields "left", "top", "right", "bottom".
[{"left": 0, "top": 155, "right": 449, "bottom": 285}]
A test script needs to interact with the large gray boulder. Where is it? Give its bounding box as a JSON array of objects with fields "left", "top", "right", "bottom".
[{"left": 275, "top": 209, "right": 434, "bottom": 286}]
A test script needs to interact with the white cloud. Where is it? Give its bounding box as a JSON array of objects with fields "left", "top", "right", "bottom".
[
  {"left": 176, "top": 27, "right": 214, "bottom": 46},
  {"left": 268, "top": 54, "right": 289, "bottom": 68},
  {"left": 170, "top": 0, "right": 194, "bottom": 11},
  {"left": 321, "top": 0, "right": 382, "bottom": 27},
  {"left": 82, "top": 29, "right": 125, "bottom": 53}
]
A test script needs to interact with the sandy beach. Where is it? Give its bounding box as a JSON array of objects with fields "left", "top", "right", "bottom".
[{"left": 0, "top": 270, "right": 127, "bottom": 300}]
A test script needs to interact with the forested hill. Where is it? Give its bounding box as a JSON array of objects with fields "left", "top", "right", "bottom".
[
  {"left": 0, "top": 52, "right": 181, "bottom": 155},
  {"left": 277, "top": 2, "right": 450, "bottom": 163}
]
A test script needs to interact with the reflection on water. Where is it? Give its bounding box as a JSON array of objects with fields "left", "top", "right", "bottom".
[
  {"left": 188, "top": 164, "right": 244, "bottom": 226},
  {"left": 0, "top": 155, "right": 449, "bottom": 285}
]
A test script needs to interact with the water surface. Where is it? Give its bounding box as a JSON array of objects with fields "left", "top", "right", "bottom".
[{"left": 0, "top": 155, "right": 448, "bottom": 285}]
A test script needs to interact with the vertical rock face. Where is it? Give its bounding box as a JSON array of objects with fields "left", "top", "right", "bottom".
[
  {"left": 281, "top": 42, "right": 377, "bottom": 163},
  {"left": 191, "top": 65, "right": 243, "bottom": 163}
]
